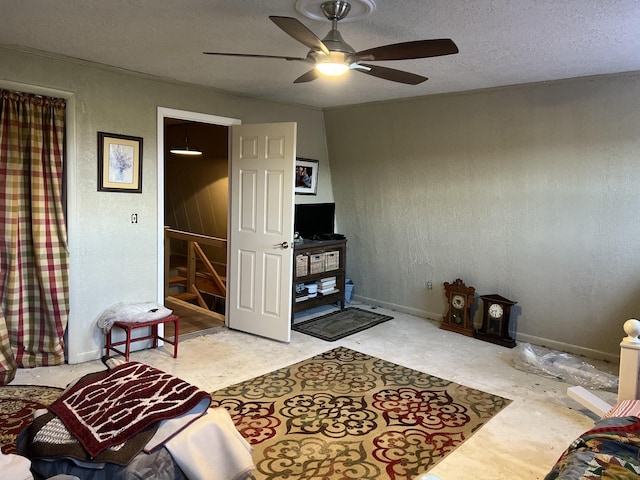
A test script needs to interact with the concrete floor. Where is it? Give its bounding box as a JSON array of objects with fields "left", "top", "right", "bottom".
[{"left": 12, "top": 303, "right": 619, "bottom": 480}]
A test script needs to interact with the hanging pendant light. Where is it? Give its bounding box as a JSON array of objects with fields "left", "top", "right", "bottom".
[{"left": 170, "top": 124, "right": 202, "bottom": 156}]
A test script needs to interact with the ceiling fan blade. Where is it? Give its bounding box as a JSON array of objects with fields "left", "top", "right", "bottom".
[
  {"left": 293, "top": 70, "right": 320, "bottom": 84},
  {"left": 269, "top": 16, "right": 330, "bottom": 55},
  {"left": 357, "top": 39, "right": 458, "bottom": 61},
  {"left": 356, "top": 64, "right": 428, "bottom": 85},
  {"left": 203, "top": 52, "right": 308, "bottom": 62}
]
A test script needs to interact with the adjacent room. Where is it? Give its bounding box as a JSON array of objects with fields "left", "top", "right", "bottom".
[{"left": 2, "top": 1, "right": 640, "bottom": 479}]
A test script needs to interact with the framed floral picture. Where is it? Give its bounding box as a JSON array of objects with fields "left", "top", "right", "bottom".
[
  {"left": 295, "top": 158, "right": 318, "bottom": 195},
  {"left": 97, "top": 132, "right": 143, "bottom": 193}
]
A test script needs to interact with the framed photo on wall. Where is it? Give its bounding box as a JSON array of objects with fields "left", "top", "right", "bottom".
[
  {"left": 295, "top": 157, "right": 318, "bottom": 195},
  {"left": 98, "top": 132, "right": 143, "bottom": 193}
]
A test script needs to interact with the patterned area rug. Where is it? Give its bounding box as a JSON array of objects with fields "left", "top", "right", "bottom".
[
  {"left": 0, "top": 385, "right": 63, "bottom": 454},
  {"left": 211, "top": 346, "right": 512, "bottom": 480},
  {"left": 293, "top": 307, "right": 394, "bottom": 341}
]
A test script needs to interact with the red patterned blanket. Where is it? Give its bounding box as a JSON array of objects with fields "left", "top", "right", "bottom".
[{"left": 48, "top": 362, "right": 210, "bottom": 457}]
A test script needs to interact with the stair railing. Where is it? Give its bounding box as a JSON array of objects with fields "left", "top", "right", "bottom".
[{"left": 164, "top": 227, "right": 227, "bottom": 304}]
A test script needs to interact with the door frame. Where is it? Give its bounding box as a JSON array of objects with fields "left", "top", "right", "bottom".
[{"left": 156, "top": 107, "right": 241, "bottom": 307}]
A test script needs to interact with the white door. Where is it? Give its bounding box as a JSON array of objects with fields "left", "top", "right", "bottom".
[{"left": 227, "top": 122, "right": 296, "bottom": 342}]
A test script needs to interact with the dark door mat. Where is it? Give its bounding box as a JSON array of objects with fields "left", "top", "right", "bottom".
[{"left": 293, "top": 307, "right": 393, "bottom": 341}]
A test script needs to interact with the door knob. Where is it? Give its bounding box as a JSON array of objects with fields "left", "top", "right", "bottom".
[{"left": 273, "top": 241, "right": 289, "bottom": 249}]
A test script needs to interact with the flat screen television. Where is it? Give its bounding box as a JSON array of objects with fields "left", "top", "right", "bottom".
[{"left": 294, "top": 203, "right": 335, "bottom": 239}]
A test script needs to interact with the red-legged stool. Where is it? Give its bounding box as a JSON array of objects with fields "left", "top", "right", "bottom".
[{"left": 105, "top": 314, "right": 180, "bottom": 361}]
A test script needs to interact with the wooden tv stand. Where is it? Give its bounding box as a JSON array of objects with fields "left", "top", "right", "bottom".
[{"left": 292, "top": 238, "right": 347, "bottom": 321}]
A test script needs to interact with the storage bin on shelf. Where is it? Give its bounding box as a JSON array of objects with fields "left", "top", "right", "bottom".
[
  {"left": 295, "top": 254, "right": 309, "bottom": 277},
  {"left": 324, "top": 250, "right": 340, "bottom": 271},
  {"left": 309, "top": 253, "right": 325, "bottom": 274}
]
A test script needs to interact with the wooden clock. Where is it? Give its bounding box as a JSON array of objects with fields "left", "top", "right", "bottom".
[
  {"left": 441, "top": 279, "right": 476, "bottom": 337},
  {"left": 474, "top": 294, "right": 517, "bottom": 348}
]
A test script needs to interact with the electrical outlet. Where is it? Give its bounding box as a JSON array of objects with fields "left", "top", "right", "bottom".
[
  {"left": 426, "top": 281, "right": 433, "bottom": 290},
  {"left": 131, "top": 213, "right": 138, "bottom": 224}
]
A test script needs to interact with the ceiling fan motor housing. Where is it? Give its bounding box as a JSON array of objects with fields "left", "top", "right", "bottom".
[
  {"left": 317, "top": 1, "right": 357, "bottom": 62},
  {"left": 320, "top": 28, "right": 356, "bottom": 56},
  {"left": 321, "top": 1, "right": 352, "bottom": 21}
]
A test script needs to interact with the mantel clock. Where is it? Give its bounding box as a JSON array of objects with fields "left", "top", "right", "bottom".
[
  {"left": 441, "top": 278, "right": 475, "bottom": 337},
  {"left": 474, "top": 294, "right": 517, "bottom": 348}
]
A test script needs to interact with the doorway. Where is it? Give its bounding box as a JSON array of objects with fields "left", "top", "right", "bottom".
[{"left": 157, "top": 108, "right": 241, "bottom": 337}]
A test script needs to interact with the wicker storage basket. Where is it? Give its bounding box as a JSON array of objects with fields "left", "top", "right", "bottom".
[
  {"left": 296, "top": 254, "right": 309, "bottom": 277},
  {"left": 309, "top": 254, "right": 325, "bottom": 274},
  {"left": 324, "top": 251, "right": 340, "bottom": 271}
]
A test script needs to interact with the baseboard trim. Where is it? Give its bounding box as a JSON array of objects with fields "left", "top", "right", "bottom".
[
  {"left": 350, "top": 294, "right": 619, "bottom": 363},
  {"left": 515, "top": 332, "right": 619, "bottom": 363},
  {"left": 350, "top": 295, "right": 442, "bottom": 323},
  {"left": 67, "top": 349, "right": 101, "bottom": 365}
]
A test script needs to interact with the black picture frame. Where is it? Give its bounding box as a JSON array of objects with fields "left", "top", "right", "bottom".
[{"left": 98, "top": 132, "right": 143, "bottom": 193}]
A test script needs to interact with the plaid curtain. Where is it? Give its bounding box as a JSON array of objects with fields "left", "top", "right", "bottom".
[{"left": 0, "top": 90, "right": 69, "bottom": 385}]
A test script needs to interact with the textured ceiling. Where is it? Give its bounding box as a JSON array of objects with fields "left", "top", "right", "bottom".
[{"left": 2, "top": 0, "right": 640, "bottom": 108}]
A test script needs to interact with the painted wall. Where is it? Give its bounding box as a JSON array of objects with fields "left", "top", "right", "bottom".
[
  {"left": 1, "top": 46, "right": 333, "bottom": 364},
  {"left": 324, "top": 73, "right": 640, "bottom": 360}
]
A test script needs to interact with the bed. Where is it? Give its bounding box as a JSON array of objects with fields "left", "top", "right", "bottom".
[
  {"left": 14, "top": 360, "right": 254, "bottom": 480},
  {"left": 545, "top": 319, "right": 640, "bottom": 479},
  {"left": 544, "top": 415, "right": 640, "bottom": 479}
]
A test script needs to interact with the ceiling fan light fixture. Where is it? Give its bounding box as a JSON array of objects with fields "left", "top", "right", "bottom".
[
  {"left": 316, "top": 61, "right": 349, "bottom": 76},
  {"left": 315, "top": 51, "right": 350, "bottom": 76}
]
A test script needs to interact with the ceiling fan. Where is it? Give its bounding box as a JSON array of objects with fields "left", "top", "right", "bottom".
[{"left": 203, "top": 0, "right": 458, "bottom": 85}]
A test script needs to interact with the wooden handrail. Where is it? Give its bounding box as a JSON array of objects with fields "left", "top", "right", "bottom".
[{"left": 165, "top": 227, "right": 227, "bottom": 249}]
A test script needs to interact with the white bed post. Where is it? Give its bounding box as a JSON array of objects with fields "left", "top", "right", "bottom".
[
  {"left": 567, "top": 319, "right": 640, "bottom": 416},
  {"left": 618, "top": 319, "right": 640, "bottom": 402}
]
